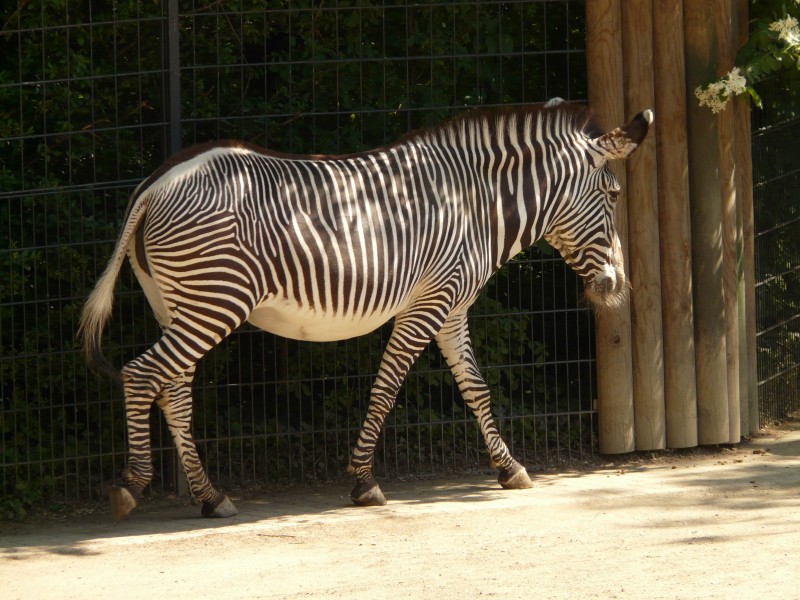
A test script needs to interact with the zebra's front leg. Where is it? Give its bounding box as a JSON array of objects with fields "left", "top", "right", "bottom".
[
  {"left": 348, "top": 391, "right": 393, "bottom": 507},
  {"left": 349, "top": 306, "right": 451, "bottom": 506},
  {"left": 435, "top": 313, "right": 533, "bottom": 490},
  {"left": 156, "top": 367, "right": 238, "bottom": 518}
]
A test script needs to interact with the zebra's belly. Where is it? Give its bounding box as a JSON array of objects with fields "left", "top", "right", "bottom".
[{"left": 247, "top": 299, "right": 397, "bottom": 342}]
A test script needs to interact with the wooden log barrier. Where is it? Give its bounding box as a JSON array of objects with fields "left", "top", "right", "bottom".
[
  {"left": 715, "top": 0, "right": 742, "bottom": 443},
  {"left": 735, "top": 0, "right": 760, "bottom": 434},
  {"left": 587, "top": 0, "right": 758, "bottom": 449},
  {"left": 684, "top": 0, "right": 731, "bottom": 444},
  {"left": 586, "top": 0, "right": 635, "bottom": 454},
  {"left": 621, "top": 0, "right": 666, "bottom": 450},
  {"left": 652, "top": 0, "right": 699, "bottom": 448}
]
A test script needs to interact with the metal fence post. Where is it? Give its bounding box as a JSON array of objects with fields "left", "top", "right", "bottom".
[
  {"left": 167, "top": 0, "right": 182, "bottom": 156},
  {"left": 167, "top": 0, "right": 188, "bottom": 497}
]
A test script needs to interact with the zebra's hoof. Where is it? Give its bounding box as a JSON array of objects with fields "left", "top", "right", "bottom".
[
  {"left": 498, "top": 463, "right": 534, "bottom": 489},
  {"left": 109, "top": 484, "right": 139, "bottom": 520},
  {"left": 350, "top": 479, "right": 387, "bottom": 507},
  {"left": 201, "top": 494, "right": 239, "bottom": 518}
]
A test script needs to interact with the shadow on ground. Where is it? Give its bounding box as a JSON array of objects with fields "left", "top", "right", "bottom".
[{"left": 2, "top": 417, "right": 798, "bottom": 562}]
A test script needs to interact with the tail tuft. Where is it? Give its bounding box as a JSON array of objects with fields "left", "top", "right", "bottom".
[
  {"left": 77, "top": 190, "right": 149, "bottom": 384},
  {"left": 77, "top": 267, "right": 123, "bottom": 383}
]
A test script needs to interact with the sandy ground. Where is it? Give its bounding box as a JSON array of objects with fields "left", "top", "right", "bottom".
[{"left": 2, "top": 416, "right": 799, "bottom": 600}]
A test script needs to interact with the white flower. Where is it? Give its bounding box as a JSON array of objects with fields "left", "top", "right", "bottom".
[
  {"left": 695, "top": 82, "right": 729, "bottom": 114},
  {"left": 694, "top": 68, "right": 748, "bottom": 114},
  {"left": 769, "top": 16, "right": 800, "bottom": 46},
  {"left": 724, "top": 67, "right": 747, "bottom": 95}
]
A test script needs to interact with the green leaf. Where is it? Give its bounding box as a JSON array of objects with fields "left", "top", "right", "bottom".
[{"left": 746, "top": 86, "right": 764, "bottom": 108}]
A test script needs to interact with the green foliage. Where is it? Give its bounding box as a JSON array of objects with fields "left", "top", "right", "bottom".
[
  {"left": 0, "top": 480, "right": 42, "bottom": 521},
  {"left": 752, "top": 68, "right": 800, "bottom": 423},
  {"left": 1, "top": 0, "right": 177, "bottom": 517},
  {"left": 739, "top": 1, "right": 800, "bottom": 84},
  {"left": 696, "top": 0, "right": 800, "bottom": 112},
  {"left": 177, "top": 0, "right": 586, "bottom": 150},
  {"left": 728, "top": 2, "right": 800, "bottom": 424}
]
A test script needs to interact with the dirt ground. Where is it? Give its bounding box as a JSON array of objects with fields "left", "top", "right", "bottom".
[{"left": 2, "top": 416, "right": 799, "bottom": 600}]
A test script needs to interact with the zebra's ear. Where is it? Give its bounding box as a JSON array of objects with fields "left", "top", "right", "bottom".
[{"left": 592, "top": 110, "right": 653, "bottom": 161}]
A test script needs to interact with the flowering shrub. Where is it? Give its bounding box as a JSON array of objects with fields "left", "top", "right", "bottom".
[
  {"left": 695, "top": 1, "right": 800, "bottom": 112},
  {"left": 769, "top": 13, "right": 800, "bottom": 45},
  {"left": 696, "top": 67, "right": 750, "bottom": 113}
]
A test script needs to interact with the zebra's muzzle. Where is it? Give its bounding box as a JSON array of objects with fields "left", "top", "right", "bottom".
[
  {"left": 584, "top": 264, "right": 628, "bottom": 309},
  {"left": 592, "top": 274, "right": 616, "bottom": 295}
]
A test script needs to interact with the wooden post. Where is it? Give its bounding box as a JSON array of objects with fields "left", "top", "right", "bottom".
[
  {"left": 736, "top": 0, "right": 760, "bottom": 434},
  {"left": 735, "top": 95, "right": 753, "bottom": 435},
  {"left": 652, "top": 0, "right": 698, "bottom": 448},
  {"left": 621, "top": 0, "right": 666, "bottom": 450},
  {"left": 716, "top": 0, "right": 741, "bottom": 443},
  {"left": 586, "top": 0, "right": 635, "bottom": 454},
  {"left": 684, "top": 0, "right": 731, "bottom": 444}
]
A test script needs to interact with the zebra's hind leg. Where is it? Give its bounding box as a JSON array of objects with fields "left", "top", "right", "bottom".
[
  {"left": 110, "top": 352, "right": 167, "bottom": 520},
  {"left": 156, "top": 366, "right": 238, "bottom": 518},
  {"left": 435, "top": 313, "right": 534, "bottom": 490},
  {"left": 111, "top": 315, "right": 248, "bottom": 519}
]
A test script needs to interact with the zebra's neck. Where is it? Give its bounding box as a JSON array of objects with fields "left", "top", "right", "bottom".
[{"left": 411, "top": 107, "right": 583, "bottom": 271}]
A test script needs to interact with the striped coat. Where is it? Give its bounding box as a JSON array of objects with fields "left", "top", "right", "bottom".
[{"left": 80, "top": 102, "right": 652, "bottom": 519}]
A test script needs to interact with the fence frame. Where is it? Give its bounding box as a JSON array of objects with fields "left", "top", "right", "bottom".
[
  {"left": 3, "top": 1, "right": 799, "bottom": 517},
  {"left": 1, "top": 0, "right": 599, "bottom": 511}
]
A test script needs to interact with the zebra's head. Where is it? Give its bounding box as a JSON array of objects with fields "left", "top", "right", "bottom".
[{"left": 544, "top": 109, "right": 653, "bottom": 308}]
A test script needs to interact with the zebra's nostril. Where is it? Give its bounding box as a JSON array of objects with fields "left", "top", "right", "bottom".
[
  {"left": 593, "top": 273, "right": 616, "bottom": 294},
  {"left": 593, "top": 262, "right": 619, "bottom": 293}
]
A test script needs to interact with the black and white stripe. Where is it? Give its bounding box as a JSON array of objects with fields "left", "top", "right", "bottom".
[{"left": 79, "top": 102, "right": 651, "bottom": 518}]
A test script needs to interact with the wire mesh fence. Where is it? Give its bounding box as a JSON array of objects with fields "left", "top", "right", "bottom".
[
  {"left": 752, "top": 73, "right": 800, "bottom": 426},
  {"left": 2, "top": 0, "right": 595, "bottom": 515}
]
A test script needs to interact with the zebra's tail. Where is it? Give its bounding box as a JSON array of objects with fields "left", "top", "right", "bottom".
[{"left": 77, "top": 189, "right": 150, "bottom": 382}]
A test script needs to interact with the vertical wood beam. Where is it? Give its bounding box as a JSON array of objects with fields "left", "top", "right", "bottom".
[
  {"left": 652, "top": 0, "right": 699, "bottom": 448},
  {"left": 716, "top": 0, "right": 742, "bottom": 443},
  {"left": 735, "top": 0, "right": 760, "bottom": 433},
  {"left": 621, "top": 0, "right": 666, "bottom": 450},
  {"left": 684, "top": 0, "right": 731, "bottom": 444},
  {"left": 586, "top": 0, "right": 635, "bottom": 454}
]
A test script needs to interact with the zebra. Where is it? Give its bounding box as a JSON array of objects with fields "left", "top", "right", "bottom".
[{"left": 79, "top": 101, "right": 652, "bottom": 519}]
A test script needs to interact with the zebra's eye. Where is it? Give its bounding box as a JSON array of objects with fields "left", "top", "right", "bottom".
[{"left": 608, "top": 189, "right": 620, "bottom": 203}]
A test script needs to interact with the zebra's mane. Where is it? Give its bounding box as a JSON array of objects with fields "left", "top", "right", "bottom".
[
  {"left": 127, "top": 103, "right": 603, "bottom": 224},
  {"left": 143, "top": 105, "right": 601, "bottom": 192},
  {"left": 399, "top": 103, "right": 603, "bottom": 148}
]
